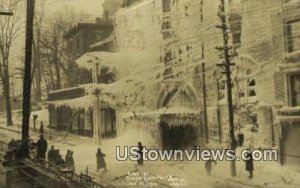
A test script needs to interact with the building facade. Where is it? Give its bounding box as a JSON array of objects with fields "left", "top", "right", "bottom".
[{"left": 47, "top": 0, "right": 300, "bottom": 165}]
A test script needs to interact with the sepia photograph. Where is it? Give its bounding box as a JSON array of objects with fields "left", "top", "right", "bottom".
[{"left": 0, "top": 0, "right": 300, "bottom": 187}]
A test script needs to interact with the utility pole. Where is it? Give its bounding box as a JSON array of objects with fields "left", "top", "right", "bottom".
[
  {"left": 201, "top": 45, "right": 209, "bottom": 144},
  {"left": 21, "top": 0, "right": 35, "bottom": 157},
  {"left": 216, "top": 0, "right": 237, "bottom": 177},
  {"left": 216, "top": 79, "right": 223, "bottom": 144}
]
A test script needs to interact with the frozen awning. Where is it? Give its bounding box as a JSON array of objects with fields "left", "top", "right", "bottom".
[
  {"left": 123, "top": 106, "right": 200, "bottom": 127},
  {"left": 48, "top": 95, "right": 95, "bottom": 110},
  {"left": 160, "top": 113, "right": 201, "bottom": 127},
  {"left": 48, "top": 87, "right": 85, "bottom": 101}
]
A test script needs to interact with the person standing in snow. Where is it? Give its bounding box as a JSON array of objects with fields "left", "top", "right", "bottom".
[
  {"left": 69, "top": 151, "right": 75, "bottom": 170},
  {"left": 66, "top": 151, "right": 75, "bottom": 170},
  {"left": 8, "top": 139, "right": 16, "bottom": 150},
  {"left": 244, "top": 150, "right": 254, "bottom": 179},
  {"left": 39, "top": 121, "right": 44, "bottom": 134},
  {"left": 47, "top": 145, "right": 56, "bottom": 164},
  {"left": 56, "top": 154, "right": 65, "bottom": 167},
  {"left": 205, "top": 158, "right": 217, "bottom": 176},
  {"left": 96, "top": 148, "right": 107, "bottom": 172},
  {"left": 65, "top": 150, "right": 71, "bottom": 162},
  {"left": 236, "top": 125, "right": 244, "bottom": 147},
  {"left": 137, "top": 142, "right": 144, "bottom": 166},
  {"left": 37, "top": 134, "right": 47, "bottom": 159}
]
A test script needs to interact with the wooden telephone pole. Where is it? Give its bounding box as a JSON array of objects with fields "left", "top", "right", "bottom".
[
  {"left": 201, "top": 44, "right": 209, "bottom": 144},
  {"left": 21, "top": 0, "right": 35, "bottom": 157},
  {"left": 216, "top": 0, "right": 237, "bottom": 177}
]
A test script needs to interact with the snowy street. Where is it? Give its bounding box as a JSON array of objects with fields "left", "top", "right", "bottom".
[{"left": 1, "top": 113, "right": 300, "bottom": 188}]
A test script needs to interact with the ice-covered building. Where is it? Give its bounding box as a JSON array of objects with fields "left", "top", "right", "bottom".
[
  {"left": 48, "top": 0, "right": 209, "bottom": 149},
  {"left": 270, "top": 0, "right": 300, "bottom": 168},
  {"left": 203, "top": 0, "right": 300, "bottom": 168},
  {"left": 47, "top": 4, "right": 121, "bottom": 141},
  {"left": 46, "top": 0, "right": 300, "bottom": 161}
]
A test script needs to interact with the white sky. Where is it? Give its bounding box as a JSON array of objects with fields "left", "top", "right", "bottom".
[{"left": 42, "top": 0, "right": 104, "bottom": 17}]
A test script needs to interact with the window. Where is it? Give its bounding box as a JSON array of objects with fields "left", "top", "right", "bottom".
[
  {"left": 290, "top": 74, "right": 300, "bottom": 106},
  {"left": 185, "top": 2, "right": 191, "bottom": 17},
  {"left": 161, "top": 20, "right": 172, "bottom": 38},
  {"left": 162, "top": 0, "right": 171, "bottom": 13},
  {"left": 285, "top": 19, "right": 300, "bottom": 53},
  {"left": 120, "top": 0, "right": 139, "bottom": 8},
  {"left": 248, "top": 79, "right": 256, "bottom": 97},
  {"left": 238, "top": 69, "right": 257, "bottom": 103},
  {"left": 162, "top": 21, "right": 171, "bottom": 30},
  {"left": 229, "top": 13, "right": 242, "bottom": 48},
  {"left": 186, "top": 44, "right": 192, "bottom": 57},
  {"left": 164, "top": 51, "right": 172, "bottom": 63},
  {"left": 217, "top": 80, "right": 235, "bottom": 102},
  {"left": 218, "top": 80, "right": 226, "bottom": 101}
]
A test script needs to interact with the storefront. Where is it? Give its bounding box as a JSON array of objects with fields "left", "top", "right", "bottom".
[{"left": 277, "top": 108, "right": 300, "bottom": 168}]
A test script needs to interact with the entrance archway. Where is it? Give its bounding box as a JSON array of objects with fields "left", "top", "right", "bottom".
[
  {"left": 156, "top": 82, "right": 200, "bottom": 149},
  {"left": 156, "top": 83, "right": 198, "bottom": 109}
]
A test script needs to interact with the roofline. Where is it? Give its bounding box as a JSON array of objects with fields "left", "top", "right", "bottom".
[{"left": 63, "top": 21, "right": 114, "bottom": 39}]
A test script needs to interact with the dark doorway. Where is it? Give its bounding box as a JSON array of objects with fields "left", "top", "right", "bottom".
[
  {"left": 100, "top": 108, "right": 116, "bottom": 138},
  {"left": 160, "top": 122, "right": 197, "bottom": 149},
  {"left": 77, "top": 108, "right": 85, "bottom": 136}
]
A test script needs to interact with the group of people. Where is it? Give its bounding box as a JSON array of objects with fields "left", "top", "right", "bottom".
[
  {"left": 47, "top": 146, "right": 74, "bottom": 168},
  {"left": 35, "top": 133, "right": 107, "bottom": 173},
  {"left": 9, "top": 134, "right": 254, "bottom": 179},
  {"left": 36, "top": 134, "right": 73, "bottom": 169}
]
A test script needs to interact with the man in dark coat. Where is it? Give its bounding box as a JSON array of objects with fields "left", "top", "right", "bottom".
[
  {"left": 39, "top": 121, "right": 44, "bottom": 134},
  {"left": 37, "top": 134, "right": 47, "bottom": 159},
  {"left": 96, "top": 148, "right": 107, "bottom": 172},
  {"left": 65, "top": 150, "right": 71, "bottom": 162},
  {"left": 205, "top": 159, "right": 217, "bottom": 176},
  {"left": 56, "top": 154, "right": 65, "bottom": 166},
  {"left": 69, "top": 151, "right": 75, "bottom": 170},
  {"left": 8, "top": 139, "right": 16, "bottom": 150},
  {"left": 137, "top": 142, "right": 144, "bottom": 166},
  {"left": 245, "top": 150, "right": 254, "bottom": 179},
  {"left": 47, "top": 145, "right": 55, "bottom": 164},
  {"left": 66, "top": 151, "right": 75, "bottom": 170}
]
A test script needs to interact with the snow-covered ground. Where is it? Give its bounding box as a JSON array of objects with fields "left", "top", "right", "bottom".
[{"left": 1, "top": 113, "right": 300, "bottom": 188}]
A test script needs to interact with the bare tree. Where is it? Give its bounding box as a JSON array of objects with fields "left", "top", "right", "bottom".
[
  {"left": 32, "top": 0, "right": 46, "bottom": 101},
  {"left": 38, "top": 7, "right": 91, "bottom": 90},
  {"left": 0, "top": 0, "right": 22, "bottom": 126}
]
